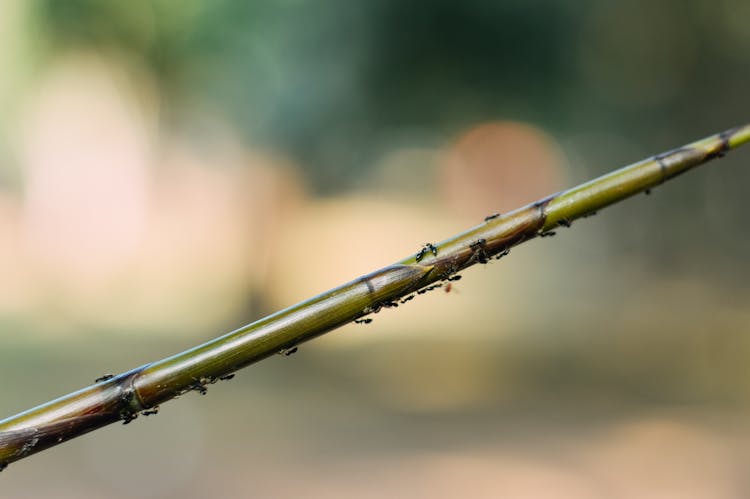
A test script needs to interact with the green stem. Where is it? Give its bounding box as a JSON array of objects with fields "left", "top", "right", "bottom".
[{"left": 1, "top": 124, "right": 748, "bottom": 471}]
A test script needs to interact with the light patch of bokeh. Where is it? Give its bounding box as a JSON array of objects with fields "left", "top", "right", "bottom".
[
  {"left": 21, "top": 54, "right": 153, "bottom": 293},
  {"left": 576, "top": 417, "right": 739, "bottom": 498},
  {"left": 266, "top": 194, "right": 458, "bottom": 309},
  {"left": 440, "top": 121, "right": 567, "bottom": 218},
  {"left": 1, "top": 53, "right": 308, "bottom": 337}
]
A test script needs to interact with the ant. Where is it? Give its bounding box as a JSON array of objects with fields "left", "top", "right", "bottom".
[
  {"left": 120, "top": 411, "right": 138, "bottom": 425},
  {"left": 416, "top": 243, "right": 438, "bottom": 262},
  {"left": 417, "top": 283, "right": 442, "bottom": 295},
  {"left": 495, "top": 247, "right": 510, "bottom": 260},
  {"left": 539, "top": 231, "right": 556, "bottom": 238},
  {"left": 558, "top": 219, "right": 571, "bottom": 228},
  {"left": 219, "top": 374, "right": 235, "bottom": 381},
  {"left": 399, "top": 295, "right": 415, "bottom": 304},
  {"left": 443, "top": 275, "right": 463, "bottom": 293},
  {"left": 281, "top": 346, "right": 298, "bottom": 357},
  {"left": 142, "top": 407, "right": 159, "bottom": 416},
  {"left": 484, "top": 212, "right": 500, "bottom": 222},
  {"left": 469, "top": 239, "right": 490, "bottom": 264},
  {"left": 95, "top": 374, "right": 114, "bottom": 383},
  {"left": 354, "top": 318, "right": 373, "bottom": 324}
]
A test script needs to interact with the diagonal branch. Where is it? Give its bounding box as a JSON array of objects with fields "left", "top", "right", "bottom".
[{"left": 1, "top": 124, "right": 748, "bottom": 471}]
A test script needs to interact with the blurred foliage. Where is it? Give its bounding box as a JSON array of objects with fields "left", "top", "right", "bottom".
[{"left": 34, "top": 0, "right": 749, "bottom": 189}]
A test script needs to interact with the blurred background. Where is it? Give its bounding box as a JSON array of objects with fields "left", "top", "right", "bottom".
[{"left": 1, "top": 0, "right": 749, "bottom": 497}]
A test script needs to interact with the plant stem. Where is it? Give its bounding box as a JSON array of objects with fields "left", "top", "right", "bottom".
[{"left": 1, "top": 124, "right": 748, "bottom": 471}]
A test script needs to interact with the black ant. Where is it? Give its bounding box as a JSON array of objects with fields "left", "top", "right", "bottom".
[
  {"left": 142, "top": 407, "right": 159, "bottom": 416},
  {"left": 446, "top": 275, "right": 462, "bottom": 281},
  {"left": 417, "top": 283, "right": 442, "bottom": 295},
  {"left": 399, "top": 295, "right": 415, "bottom": 304},
  {"left": 120, "top": 411, "right": 138, "bottom": 425},
  {"left": 95, "top": 374, "right": 114, "bottom": 383},
  {"left": 558, "top": 219, "right": 571, "bottom": 228},
  {"left": 495, "top": 247, "right": 510, "bottom": 260},
  {"left": 469, "top": 239, "right": 489, "bottom": 264},
  {"left": 416, "top": 243, "right": 438, "bottom": 262},
  {"left": 190, "top": 376, "right": 216, "bottom": 395},
  {"left": 539, "top": 231, "right": 556, "bottom": 238},
  {"left": 281, "top": 346, "right": 298, "bottom": 357},
  {"left": 354, "top": 318, "right": 373, "bottom": 324},
  {"left": 470, "top": 238, "right": 487, "bottom": 249},
  {"left": 219, "top": 374, "right": 235, "bottom": 381},
  {"left": 484, "top": 212, "right": 500, "bottom": 222}
]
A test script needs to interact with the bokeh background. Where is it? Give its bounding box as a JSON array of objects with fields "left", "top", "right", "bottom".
[{"left": 1, "top": 1, "right": 750, "bottom": 497}]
